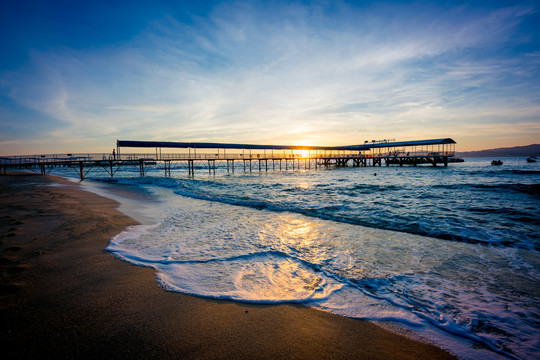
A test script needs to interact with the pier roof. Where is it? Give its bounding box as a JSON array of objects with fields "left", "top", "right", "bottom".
[
  {"left": 117, "top": 140, "right": 329, "bottom": 150},
  {"left": 351, "top": 138, "right": 456, "bottom": 150},
  {"left": 117, "top": 138, "right": 455, "bottom": 151}
]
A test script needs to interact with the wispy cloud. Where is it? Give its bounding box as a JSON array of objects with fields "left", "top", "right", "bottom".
[{"left": 1, "top": 1, "right": 538, "bottom": 153}]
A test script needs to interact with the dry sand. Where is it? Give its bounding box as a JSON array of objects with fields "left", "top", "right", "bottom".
[{"left": 0, "top": 173, "right": 456, "bottom": 359}]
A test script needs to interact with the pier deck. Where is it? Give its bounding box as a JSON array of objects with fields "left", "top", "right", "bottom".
[{"left": 1, "top": 138, "right": 457, "bottom": 180}]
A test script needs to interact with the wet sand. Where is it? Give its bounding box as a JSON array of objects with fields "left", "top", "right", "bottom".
[{"left": 0, "top": 173, "right": 456, "bottom": 359}]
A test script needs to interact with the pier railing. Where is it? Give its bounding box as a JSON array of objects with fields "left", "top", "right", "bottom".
[
  {"left": 1, "top": 149, "right": 455, "bottom": 163},
  {"left": 1, "top": 150, "right": 456, "bottom": 164}
]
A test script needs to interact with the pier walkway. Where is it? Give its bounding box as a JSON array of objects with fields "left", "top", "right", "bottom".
[{"left": 1, "top": 138, "right": 457, "bottom": 180}]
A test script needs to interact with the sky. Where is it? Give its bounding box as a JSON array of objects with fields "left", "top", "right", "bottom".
[{"left": 1, "top": 0, "right": 539, "bottom": 155}]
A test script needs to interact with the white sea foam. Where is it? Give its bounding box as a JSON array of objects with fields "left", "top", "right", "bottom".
[{"left": 104, "top": 183, "right": 537, "bottom": 360}]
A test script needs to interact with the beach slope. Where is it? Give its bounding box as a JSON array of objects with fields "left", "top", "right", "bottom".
[{"left": 0, "top": 173, "right": 456, "bottom": 359}]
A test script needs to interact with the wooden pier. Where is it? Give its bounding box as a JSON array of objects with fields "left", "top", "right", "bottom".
[{"left": 1, "top": 138, "right": 457, "bottom": 180}]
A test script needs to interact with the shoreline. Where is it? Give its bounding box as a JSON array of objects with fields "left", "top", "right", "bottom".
[{"left": 1, "top": 173, "right": 456, "bottom": 359}]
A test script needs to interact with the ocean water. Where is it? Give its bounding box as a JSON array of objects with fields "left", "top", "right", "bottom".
[{"left": 53, "top": 157, "right": 539, "bottom": 359}]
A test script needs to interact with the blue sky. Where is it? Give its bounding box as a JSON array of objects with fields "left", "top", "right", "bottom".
[{"left": 1, "top": 0, "right": 539, "bottom": 154}]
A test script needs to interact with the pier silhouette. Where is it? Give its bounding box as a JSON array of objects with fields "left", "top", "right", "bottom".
[{"left": 1, "top": 138, "right": 457, "bottom": 180}]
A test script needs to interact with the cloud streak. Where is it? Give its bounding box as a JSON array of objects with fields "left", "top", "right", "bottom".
[{"left": 1, "top": 1, "right": 539, "bottom": 153}]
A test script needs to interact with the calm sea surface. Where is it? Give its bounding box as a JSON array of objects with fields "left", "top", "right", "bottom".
[{"left": 54, "top": 157, "right": 539, "bottom": 359}]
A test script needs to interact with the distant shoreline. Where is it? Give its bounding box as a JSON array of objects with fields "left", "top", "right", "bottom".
[{"left": 456, "top": 144, "right": 540, "bottom": 158}]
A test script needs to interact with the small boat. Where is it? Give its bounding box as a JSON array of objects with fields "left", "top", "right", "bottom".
[
  {"left": 491, "top": 160, "right": 503, "bottom": 166},
  {"left": 527, "top": 156, "right": 537, "bottom": 163}
]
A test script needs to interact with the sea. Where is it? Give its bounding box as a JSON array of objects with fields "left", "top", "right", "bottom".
[{"left": 51, "top": 157, "right": 539, "bottom": 360}]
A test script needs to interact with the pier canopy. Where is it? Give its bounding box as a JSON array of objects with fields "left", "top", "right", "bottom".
[
  {"left": 117, "top": 140, "right": 327, "bottom": 150},
  {"left": 349, "top": 138, "right": 456, "bottom": 151},
  {"left": 116, "top": 138, "right": 456, "bottom": 151}
]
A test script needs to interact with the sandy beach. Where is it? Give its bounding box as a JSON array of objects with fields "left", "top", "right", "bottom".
[{"left": 0, "top": 173, "right": 456, "bottom": 359}]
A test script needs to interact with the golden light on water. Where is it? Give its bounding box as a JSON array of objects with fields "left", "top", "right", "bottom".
[
  {"left": 273, "top": 217, "right": 319, "bottom": 251},
  {"left": 295, "top": 182, "right": 310, "bottom": 190},
  {"left": 289, "top": 218, "right": 312, "bottom": 239}
]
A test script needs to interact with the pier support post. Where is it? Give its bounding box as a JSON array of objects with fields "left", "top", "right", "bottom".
[
  {"left": 79, "top": 161, "right": 84, "bottom": 180},
  {"left": 207, "top": 160, "right": 215, "bottom": 174},
  {"left": 139, "top": 160, "right": 145, "bottom": 177},
  {"left": 164, "top": 160, "right": 171, "bottom": 177},
  {"left": 226, "top": 159, "right": 234, "bottom": 173}
]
